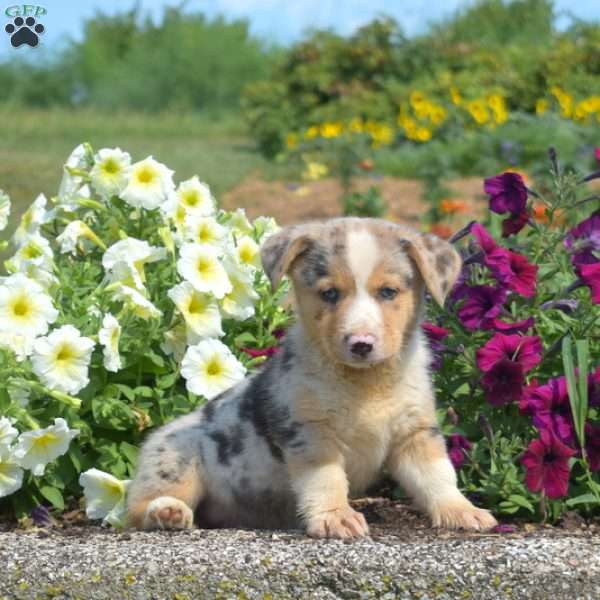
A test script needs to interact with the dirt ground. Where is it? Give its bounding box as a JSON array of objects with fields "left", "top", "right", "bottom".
[{"left": 222, "top": 173, "right": 486, "bottom": 230}]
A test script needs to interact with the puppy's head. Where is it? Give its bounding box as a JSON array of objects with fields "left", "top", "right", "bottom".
[{"left": 261, "top": 218, "right": 461, "bottom": 368}]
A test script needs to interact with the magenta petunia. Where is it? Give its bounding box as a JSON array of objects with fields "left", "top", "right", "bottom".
[
  {"left": 585, "top": 423, "right": 600, "bottom": 472},
  {"left": 481, "top": 358, "right": 525, "bottom": 406},
  {"left": 521, "top": 428, "right": 575, "bottom": 499},
  {"left": 589, "top": 366, "right": 600, "bottom": 407},
  {"left": 595, "top": 147, "right": 600, "bottom": 166},
  {"left": 476, "top": 333, "right": 543, "bottom": 373},
  {"left": 486, "top": 248, "right": 538, "bottom": 297},
  {"left": 564, "top": 211, "right": 600, "bottom": 268},
  {"left": 458, "top": 285, "right": 507, "bottom": 330},
  {"left": 484, "top": 172, "right": 528, "bottom": 215},
  {"left": 422, "top": 322, "right": 450, "bottom": 370},
  {"left": 580, "top": 262, "right": 600, "bottom": 304},
  {"left": 447, "top": 434, "right": 472, "bottom": 469},
  {"left": 241, "top": 345, "right": 282, "bottom": 358},
  {"left": 492, "top": 317, "right": 535, "bottom": 334},
  {"left": 471, "top": 223, "right": 499, "bottom": 254},
  {"left": 520, "top": 377, "right": 574, "bottom": 445},
  {"left": 501, "top": 212, "right": 529, "bottom": 237}
]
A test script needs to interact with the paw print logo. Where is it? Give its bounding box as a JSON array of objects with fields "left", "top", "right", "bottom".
[{"left": 5, "top": 16, "right": 44, "bottom": 48}]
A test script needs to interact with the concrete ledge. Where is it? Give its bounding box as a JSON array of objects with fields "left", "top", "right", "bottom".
[{"left": 2, "top": 527, "right": 600, "bottom": 599}]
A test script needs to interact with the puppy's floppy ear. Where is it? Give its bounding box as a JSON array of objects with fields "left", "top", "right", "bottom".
[
  {"left": 400, "top": 232, "right": 462, "bottom": 306},
  {"left": 260, "top": 225, "right": 314, "bottom": 291}
]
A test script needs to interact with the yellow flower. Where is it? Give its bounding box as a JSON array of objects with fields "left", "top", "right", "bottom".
[
  {"left": 467, "top": 100, "right": 489, "bottom": 125},
  {"left": 304, "top": 126, "right": 319, "bottom": 140},
  {"left": 320, "top": 122, "right": 343, "bottom": 138},
  {"left": 286, "top": 133, "right": 298, "bottom": 149},
  {"left": 535, "top": 99, "right": 548, "bottom": 115},
  {"left": 429, "top": 106, "right": 447, "bottom": 126},
  {"left": 415, "top": 127, "right": 432, "bottom": 142},
  {"left": 450, "top": 87, "right": 462, "bottom": 106},
  {"left": 302, "top": 161, "right": 329, "bottom": 181},
  {"left": 348, "top": 117, "right": 364, "bottom": 134}
]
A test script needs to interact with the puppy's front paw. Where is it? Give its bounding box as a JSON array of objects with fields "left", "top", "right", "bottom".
[
  {"left": 431, "top": 498, "right": 497, "bottom": 531},
  {"left": 306, "top": 506, "right": 369, "bottom": 539},
  {"left": 143, "top": 496, "right": 194, "bottom": 530}
]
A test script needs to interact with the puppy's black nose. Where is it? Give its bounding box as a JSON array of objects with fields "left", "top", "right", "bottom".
[{"left": 350, "top": 341, "right": 373, "bottom": 357}]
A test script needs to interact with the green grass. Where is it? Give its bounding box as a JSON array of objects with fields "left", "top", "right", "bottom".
[{"left": 0, "top": 106, "right": 287, "bottom": 240}]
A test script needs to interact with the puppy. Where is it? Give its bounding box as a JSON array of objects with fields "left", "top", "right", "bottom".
[{"left": 127, "top": 217, "right": 497, "bottom": 537}]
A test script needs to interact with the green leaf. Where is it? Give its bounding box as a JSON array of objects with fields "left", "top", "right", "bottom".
[
  {"left": 562, "top": 336, "right": 584, "bottom": 447},
  {"left": 40, "top": 486, "right": 64, "bottom": 510},
  {"left": 156, "top": 372, "right": 178, "bottom": 389},
  {"left": 146, "top": 350, "right": 165, "bottom": 368},
  {"left": 133, "top": 386, "right": 154, "bottom": 398},
  {"left": 507, "top": 494, "right": 534, "bottom": 513},
  {"left": 114, "top": 384, "right": 135, "bottom": 402},
  {"left": 120, "top": 441, "right": 139, "bottom": 467},
  {"left": 234, "top": 332, "right": 257, "bottom": 347},
  {"left": 566, "top": 493, "right": 598, "bottom": 507}
]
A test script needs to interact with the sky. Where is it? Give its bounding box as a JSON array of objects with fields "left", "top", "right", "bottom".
[{"left": 1, "top": 0, "right": 599, "bottom": 58}]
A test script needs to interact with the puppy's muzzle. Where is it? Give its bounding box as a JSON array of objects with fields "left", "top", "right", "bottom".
[{"left": 346, "top": 334, "right": 376, "bottom": 358}]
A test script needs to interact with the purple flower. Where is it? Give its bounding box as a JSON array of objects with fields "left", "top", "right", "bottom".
[
  {"left": 595, "top": 148, "right": 600, "bottom": 165},
  {"left": 585, "top": 423, "right": 600, "bottom": 472},
  {"left": 471, "top": 223, "right": 499, "bottom": 254},
  {"left": 520, "top": 377, "right": 574, "bottom": 445},
  {"left": 580, "top": 262, "right": 600, "bottom": 304},
  {"left": 241, "top": 346, "right": 282, "bottom": 358},
  {"left": 476, "top": 333, "right": 543, "bottom": 373},
  {"left": 31, "top": 505, "right": 53, "bottom": 527},
  {"left": 422, "top": 322, "right": 450, "bottom": 370},
  {"left": 484, "top": 172, "right": 528, "bottom": 215},
  {"left": 481, "top": 358, "right": 524, "bottom": 406},
  {"left": 590, "top": 367, "right": 600, "bottom": 407},
  {"left": 501, "top": 212, "right": 529, "bottom": 237},
  {"left": 492, "top": 317, "right": 535, "bottom": 334},
  {"left": 492, "top": 524, "right": 517, "bottom": 534},
  {"left": 521, "top": 428, "right": 575, "bottom": 499},
  {"left": 565, "top": 211, "right": 600, "bottom": 268},
  {"left": 486, "top": 249, "right": 538, "bottom": 297},
  {"left": 447, "top": 434, "right": 472, "bottom": 469},
  {"left": 458, "top": 285, "right": 507, "bottom": 330}
]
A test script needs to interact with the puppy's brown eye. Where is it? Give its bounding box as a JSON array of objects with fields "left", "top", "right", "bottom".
[
  {"left": 319, "top": 288, "right": 340, "bottom": 304},
  {"left": 378, "top": 287, "right": 399, "bottom": 301}
]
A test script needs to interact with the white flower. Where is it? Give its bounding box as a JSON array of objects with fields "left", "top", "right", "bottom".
[
  {"left": 58, "top": 144, "right": 92, "bottom": 210},
  {"left": 8, "top": 384, "right": 30, "bottom": 407},
  {"left": 228, "top": 208, "right": 252, "bottom": 236},
  {"left": 13, "top": 194, "right": 50, "bottom": 245},
  {"left": 177, "top": 243, "right": 231, "bottom": 299},
  {"left": 8, "top": 232, "right": 54, "bottom": 272},
  {"left": 168, "top": 281, "right": 223, "bottom": 339},
  {"left": 56, "top": 220, "right": 104, "bottom": 255},
  {"left": 0, "top": 273, "right": 58, "bottom": 338},
  {"left": 0, "top": 447, "right": 24, "bottom": 498},
  {"left": 173, "top": 176, "right": 215, "bottom": 216},
  {"left": 181, "top": 339, "right": 246, "bottom": 399},
  {"left": 79, "top": 468, "right": 130, "bottom": 527},
  {"left": 220, "top": 262, "right": 259, "bottom": 321},
  {"left": 183, "top": 215, "right": 227, "bottom": 248},
  {"left": 160, "top": 323, "right": 187, "bottom": 362},
  {"left": 121, "top": 156, "right": 175, "bottom": 210},
  {"left": 234, "top": 235, "right": 261, "bottom": 269},
  {"left": 12, "top": 418, "right": 79, "bottom": 476},
  {"left": 90, "top": 148, "right": 131, "bottom": 200},
  {"left": 0, "top": 189, "right": 10, "bottom": 232},
  {"left": 103, "top": 238, "right": 166, "bottom": 291},
  {"left": 0, "top": 331, "right": 35, "bottom": 362},
  {"left": 31, "top": 325, "right": 95, "bottom": 395},
  {"left": 113, "top": 285, "right": 162, "bottom": 320},
  {"left": 253, "top": 216, "right": 279, "bottom": 242},
  {"left": 17, "top": 262, "right": 58, "bottom": 291},
  {"left": 0, "top": 417, "right": 18, "bottom": 453},
  {"left": 98, "top": 313, "right": 122, "bottom": 372}
]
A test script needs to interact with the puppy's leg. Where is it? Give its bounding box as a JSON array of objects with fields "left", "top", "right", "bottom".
[
  {"left": 287, "top": 450, "right": 369, "bottom": 539},
  {"left": 127, "top": 427, "right": 205, "bottom": 530},
  {"left": 386, "top": 427, "right": 497, "bottom": 531}
]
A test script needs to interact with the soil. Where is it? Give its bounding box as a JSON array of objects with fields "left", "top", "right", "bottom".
[{"left": 222, "top": 173, "right": 486, "bottom": 229}]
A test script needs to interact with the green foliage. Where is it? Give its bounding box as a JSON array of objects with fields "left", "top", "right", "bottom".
[{"left": 342, "top": 186, "right": 387, "bottom": 218}]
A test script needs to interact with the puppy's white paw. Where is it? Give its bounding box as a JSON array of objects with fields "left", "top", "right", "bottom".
[
  {"left": 143, "top": 496, "right": 194, "bottom": 530},
  {"left": 431, "top": 498, "right": 497, "bottom": 531},
  {"left": 306, "top": 506, "right": 370, "bottom": 539}
]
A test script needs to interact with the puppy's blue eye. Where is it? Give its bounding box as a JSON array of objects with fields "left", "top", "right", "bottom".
[
  {"left": 378, "top": 287, "right": 399, "bottom": 300},
  {"left": 320, "top": 288, "right": 340, "bottom": 304}
]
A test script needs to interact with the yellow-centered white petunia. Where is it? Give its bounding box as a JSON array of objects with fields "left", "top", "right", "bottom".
[
  {"left": 0, "top": 273, "right": 58, "bottom": 338},
  {"left": 98, "top": 313, "right": 122, "bottom": 372},
  {"left": 0, "top": 447, "right": 24, "bottom": 498},
  {"left": 13, "top": 194, "right": 51, "bottom": 246},
  {"left": 174, "top": 176, "right": 215, "bottom": 216},
  {"left": 183, "top": 215, "right": 227, "bottom": 248},
  {"left": 181, "top": 338, "right": 246, "bottom": 399},
  {"left": 90, "top": 148, "right": 131, "bottom": 200},
  {"left": 113, "top": 284, "right": 162, "bottom": 320},
  {"left": 160, "top": 323, "right": 187, "bottom": 362},
  {"left": 253, "top": 215, "right": 279, "bottom": 242},
  {"left": 103, "top": 238, "right": 166, "bottom": 289},
  {"left": 0, "top": 417, "right": 18, "bottom": 453},
  {"left": 79, "top": 468, "right": 130, "bottom": 527},
  {"left": 167, "top": 281, "right": 223, "bottom": 339},
  {"left": 228, "top": 208, "right": 252, "bottom": 236},
  {"left": 12, "top": 418, "right": 79, "bottom": 476},
  {"left": 56, "top": 220, "right": 106, "bottom": 255},
  {"left": 234, "top": 235, "right": 261, "bottom": 269},
  {"left": 220, "top": 262, "right": 259, "bottom": 321},
  {"left": 0, "top": 189, "right": 10, "bottom": 232},
  {"left": 0, "top": 331, "right": 35, "bottom": 362},
  {"left": 31, "top": 325, "right": 95, "bottom": 395},
  {"left": 8, "top": 232, "right": 54, "bottom": 272},
  {"left": 120, "top": 156, "right": 175, "bottom": 210},
  {"left": 177, "top": 243, "right": 232, "bottom": 299},
  {"left": 58, "top": 144, "right": 92, "bottom": 211}
]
